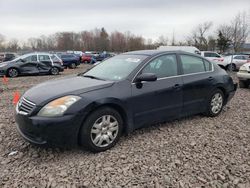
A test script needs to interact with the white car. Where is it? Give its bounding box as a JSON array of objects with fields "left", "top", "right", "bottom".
[
  {"left": 200, "top": 51, "right": 225, "bottom": 68},
  {"left": 223, "top": 55, "right": 250, "bottom": 71},
  {"left": 237, "top": 63, "right": 250, "bottom": 88}
]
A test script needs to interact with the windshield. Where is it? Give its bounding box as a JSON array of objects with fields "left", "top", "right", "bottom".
[
  {"left": 11, "top": 54, "right": 30, "bottom": 62},
  {"left": 83, "top": 54, "right": 147, "bottom": 81}
]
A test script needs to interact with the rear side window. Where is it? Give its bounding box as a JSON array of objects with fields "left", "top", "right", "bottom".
[
  {"left": 24, "top": 55, "right": 37, "bottom": 62},
  {"left": 51, "top": 55, "right": 60, "bottom": 62},
  {"left": 39, "top": 55, "right": 50, "bottom": 61},
  {"left": 142, "top": 54, "right": 178, "bottom": 78},
  {"left": 180, "top": 55, "right": 205, "bottom": 74},
  {"left": 204, "top": 60, "right": 212, "bottom": 71}
]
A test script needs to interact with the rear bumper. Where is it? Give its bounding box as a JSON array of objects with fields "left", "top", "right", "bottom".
[{"left": 237, "top": 72, "right": 250, "bottom": 80}]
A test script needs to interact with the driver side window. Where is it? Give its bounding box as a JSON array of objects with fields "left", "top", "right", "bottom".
[
  {"left": 141, "top": 54, "right": 178, "bottom": 78},
  {"left": 23, "top": 55, "right": 37, "bottom": 62}
]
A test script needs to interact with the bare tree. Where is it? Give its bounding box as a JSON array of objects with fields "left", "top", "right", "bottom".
[
  {"left": 6, "top": 39, "right": 19, "bottom": 52},
  {"left": 230, "top": 11, "right": 249, "bottom": 52},
  {"left": 0, "top": 34, "right": 6, "bottom": 51},
  {"left": 188, "top": 21, "right": 213, "bottom": 50}
]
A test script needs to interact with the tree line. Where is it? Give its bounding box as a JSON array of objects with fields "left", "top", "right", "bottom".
[{"left": 0, "top": 11, "right": 249, "bottom": 53}]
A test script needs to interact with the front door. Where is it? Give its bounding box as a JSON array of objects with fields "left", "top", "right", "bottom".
[
  {"left": 131, "top": 54, "right": 183, "bottom": 128},
  {"left": 19, "top": 55, "right": 39, "bottom": 74}
]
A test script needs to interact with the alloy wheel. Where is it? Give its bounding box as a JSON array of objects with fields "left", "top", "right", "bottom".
[
  {"left": 51, "top": 67, "right": 59, "bottom": 75},
  {"left": 90, "top": 115, "right": 119, "bottom": 148},
  {"left": 211, "top": 93, "right": 223, "bottom": 114},
  {"left": 8, "top": 68, "right": 18, "bottom": 77}
]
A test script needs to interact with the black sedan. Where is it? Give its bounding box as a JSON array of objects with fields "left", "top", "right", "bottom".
[
  {"left": 0, "top": 53, "right": 64, "bottom": 77},
  {"left": 15, "top": 50, "right": 237, "bottom": 152}
]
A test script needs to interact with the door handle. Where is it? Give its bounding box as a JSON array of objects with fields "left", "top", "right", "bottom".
[
  {"left": 208, "top": 76, "right": 214, "bottom": 81},
  {"left": 173, "top": 84, "right": 181, "bottom": 90}
]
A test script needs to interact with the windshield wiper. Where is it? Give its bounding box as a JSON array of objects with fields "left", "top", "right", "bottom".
[{"left": 82, "top": 75, "right": 106, "bottom": 81}]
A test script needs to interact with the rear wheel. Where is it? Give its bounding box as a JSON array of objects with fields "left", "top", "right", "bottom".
[
  {"left": 205, "top": 89, "right": 224, "bottom": 117},
  {"left": 70, "top": 63, "right": 76, "bottom": 69},
  {"left": 50, "top": 67, "right": 59, "bottom": 75},
  {"left": 7, "top": 68, "right": 19, "bottom": 78},
  {"left": 239, "top": 80, "right": 248, "bottom": 88},
  {"left": 227, "top": 63, "right": 236, "bottom": 71},
  {"left": 79, "top": 107, "right": 123, "bottom": 152}
]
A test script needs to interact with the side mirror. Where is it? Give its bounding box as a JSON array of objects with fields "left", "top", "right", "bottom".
[{"left": 135, "top": 73, "right": 157, "bottom": 82}]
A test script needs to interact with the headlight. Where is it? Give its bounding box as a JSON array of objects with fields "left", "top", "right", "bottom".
[{"left": 38, "top": 95, "right": 81, "bottom": 117}]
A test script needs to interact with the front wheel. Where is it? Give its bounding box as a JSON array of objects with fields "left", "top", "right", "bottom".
[
  {"left": 50, "top": 67, "right": 59, "bottom": 75},
  {"left": 7, "top": 68, "right": 19, "bottom": 78},
  {"left": 205, "top": 89, "right": 224, "bottom": 117},
  {"left": 79, "top": 107, "right": 123, "bottom": 152}
]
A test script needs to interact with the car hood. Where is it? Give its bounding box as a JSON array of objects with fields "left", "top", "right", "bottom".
[
  {"left": 0, "top": 61, "right": 13, "bottom": 67},
  {"left": 23, "top": 75, "right": 114, "bottom": 105}
]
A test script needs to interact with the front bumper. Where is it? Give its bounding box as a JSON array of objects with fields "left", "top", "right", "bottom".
[
  {"left": 15, "top": 111, "right": 84, "bottom": 147},
  {"left": 0, "top": 69, "right": 6, "bottom": 76}
]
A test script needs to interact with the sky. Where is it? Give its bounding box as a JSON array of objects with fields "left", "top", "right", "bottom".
[{"left": 0, "top": 0, "right": 249, "bottom": 42}]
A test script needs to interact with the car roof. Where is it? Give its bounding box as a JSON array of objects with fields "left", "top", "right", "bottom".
[{"left": 123, "top": 50, "right": 200, "bottom": 57}]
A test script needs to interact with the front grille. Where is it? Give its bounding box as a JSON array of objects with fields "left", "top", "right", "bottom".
[{"left": 18, "top": 97, "right": 36, "bottom": 115}]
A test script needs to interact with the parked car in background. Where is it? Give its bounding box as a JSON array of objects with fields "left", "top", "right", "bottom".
[
  {"left": 223, "top": 55, "right": 250, "bottom": 71},
  {"left": 200, "top": 51, "right": 225, "bottom": 68},
  {"left": 0, "top": 53, "right": 64, "bottom": 77},
  {"left": 15, "top": 50, "right": 237, "bottom": 152},
  {"left": 95, "top": 52, "right": 114, "bottom": 62},
  {"left": 237, "top": 63, "right": 250, "bottom": 88},
  {"left": 0, "top": 52, "right": 17, "bottom": 62},
  {"left": 158, "top": 46, "right": 201, "bottom": 55},
  {"left": 58, "top": 53, "right": 80, "bottom": 69},
  {"left": 67, "top": 51, "right": 83, "bottom": 62},
  {"left": 81, "top": 53, "right": 93, "bottom": 63}
]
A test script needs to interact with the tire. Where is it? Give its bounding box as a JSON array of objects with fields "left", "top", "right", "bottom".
[
  {"left": 70, "top": 63, "right": 76, "bottom": 69},
  {"left": 239, "top": 80, "right": 248, "bottom": 88},
  {"left": 50, "top": 67, "right": 59, "bottom": 75},
  {"left": 79, "top": 107, "right": 123, "bottom": 152},
  {"left": 227, "top": 63, "right": 236, "bottom": 71},
  {"left": 7, "top": 68, "right": 19, "bottom": 78},
  {"left": 205, "top": 89, "right": 224, "bottom": 117}
]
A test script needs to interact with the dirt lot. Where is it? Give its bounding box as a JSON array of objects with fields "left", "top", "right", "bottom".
[{"left": 0, "top": 64, "right": 250, "bottom": 187}]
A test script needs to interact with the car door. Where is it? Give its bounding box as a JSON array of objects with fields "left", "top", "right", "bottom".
[
  {"left": 179, "top": 54, "right": 214, "bottom": 116},
  {"left": 37, "top": 55, "right": 52, "bottom": 73},
  {"left": 131, "top": 54, "right": 183, "bottom": 128},
  {"left": 233, "top": 55, "right": 247, "bottom": 69},
  {"left": 18, "top": 55, "right": 39, "bottom": 74}
]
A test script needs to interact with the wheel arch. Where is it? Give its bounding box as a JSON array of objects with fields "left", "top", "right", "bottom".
[
  {"left": 77, "top": 98, "right": 131, "bottom": 145},
  {"left": 6, "top": 67, "right": 20, "bottom": 76}
]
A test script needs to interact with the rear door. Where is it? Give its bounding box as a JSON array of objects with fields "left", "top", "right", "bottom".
[
  {"left": 37, "top": 55, "right": 52, "bottom": 73},
  {"left": 179, "top": 54, "right": 214, "bottom": 116},
  {"left": 131, "top": 54, "right": 183, "bottom": 128},
  {"left": 18, "top": 55, "right": 39, "bottom": 74}
]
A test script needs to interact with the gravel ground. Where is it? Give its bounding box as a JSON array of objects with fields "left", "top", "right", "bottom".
[{"left": 0, "top": 65, "right": 250, "bottom": 188}]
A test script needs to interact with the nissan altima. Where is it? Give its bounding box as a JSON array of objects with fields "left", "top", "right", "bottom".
[{"left": 15, "top": 50, "right": 237, "bottom": 152}]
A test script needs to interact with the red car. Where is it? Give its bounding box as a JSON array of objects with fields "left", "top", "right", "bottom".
[{"left": 81, "top": 54, "right": 92, "bottom": 63}]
